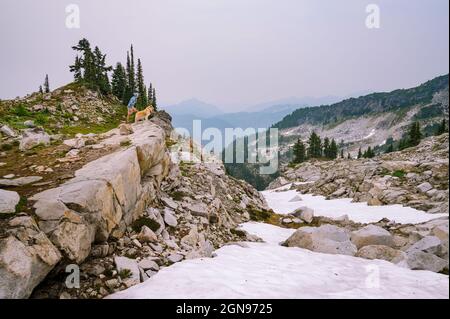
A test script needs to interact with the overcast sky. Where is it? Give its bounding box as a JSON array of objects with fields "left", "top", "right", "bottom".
[{"left": 0, "top": 0, "right": 448, "bottom": 111}]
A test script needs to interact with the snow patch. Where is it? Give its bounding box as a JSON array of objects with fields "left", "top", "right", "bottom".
[
  {"left": 261, "top": 185, "right": 448, "bottom": 224},
  {"left": 109, "top": 222, "right": 448, "bottom": 299}
]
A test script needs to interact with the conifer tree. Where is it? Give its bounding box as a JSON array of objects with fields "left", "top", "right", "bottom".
[
  {"left": 152, "top": 87, "right": 157, "bottom": 110},
  {"left": 357, "top": 147, "right": 362, "bottom": 159},
  {"left": 323, "top": 137, "right": 330, "bottom": 158},
  {"left": 93, "top": 46, "right": 112, "bottom": 94},
  {"left": 436, "top": 119, "right": 448, "bottom": 136},
  {"left": 111, "top": 62, "right": 127, "bottom": 100},
  {"left": 330, "top": 138, "right": 338, "bottom": 159},
  {"left": 292, "top": 139, "right": 306, "bottom": 163},
  {"left": 407, "top": 122, "right": 422, "bottom": 147},
  {"left": 70, "top": 56, "right": 83, "bottom": 81},
  {"left": 39, "top": 85, "right": 43, "bottom": 94},
  {"left": 136, "top": 58, "right": 148, "bottom": 109},
  {"left": 363, "top": 146, "right": 375, "bottom": 158},
  {"left": 385, "top": 143, "right": 394, "bottom": 153},
  {"left": 340, "top": 149, "right": 344, "bottom": 158},
  {"left": 44, "top": 74, "right": 50, "bottom": 93},
  {"left": 307, "top": 132, "right": 322, "bottom": 158}
]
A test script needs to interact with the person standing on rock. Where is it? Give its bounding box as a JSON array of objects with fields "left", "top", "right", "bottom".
[{"left": 126, "top": 93, "right": 139, "bottom": 123}]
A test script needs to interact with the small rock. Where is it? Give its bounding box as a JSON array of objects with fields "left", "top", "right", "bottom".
[
  {"left": 114, "top": 256, "right": 140, "bottom": 286},
  {"left": 63, "top": 138, "right": 85, "bottom": 149},
  {"left": 404, "top": 250, "right": 448, "bottom": 273},
  {"left": 3, "top": 174, "right": 15, "bottom": 179},
  {"left": 132, "top": 239, "right": 142, "bottom": 248},
  {"left": 0, "top": 125, "right": 16, "bottom": 137},
  {"left": 163, "top": 208, "right": 178, "bottom": 227},
  {"left": 138, "top": 226, "right": 157, "bottom": 243},
  {"left": 0, "top": 189, "right": 20, "bottom": 214},
  {"left": 24, "top": 120, "right": 35, "bottom": 128},
  {"left": 284, "top": 224, "right": 357, "bottom": 256},
  {"left": 351, "top": 225, "right": 394, "bottom": 249},
  {"left": 356, "top": 245, "right": 407, "bottom": 264},
  {"left": 119, "top": 124, "right": 134, "bottom": 135},
  {"left": 417, "top": 182, "right": 433, "bottom": 193},
  {"left": 19, "top": 128, "right": 50, "bottom": 151},
  {"left": 138, "top": 258, "right": 160, "bottom": 271},
  {"left": 105, "top": 279, "right": 119, "bottom": 289},
  {"left": 167, "top": 253, "right": 184, "bottom": 264},
  {"left": 293, "top": 206, "right": 314, "bottom": 223}
]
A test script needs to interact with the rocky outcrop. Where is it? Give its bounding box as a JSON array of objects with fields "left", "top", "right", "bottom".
[
  {"left": 283, "top": 215, "right": 448, "bottom": 274},
  {"left": 0, "top": 215, "right": 61, "bottom": 298},
  {"left": 274, "top": 134, "right": 449, "bottom": 215},
  {"left": 29, "top": 121, "right": 171, "bottom": 265},
  {"left": 1, "top": 111, "right": 268, "bottom": 299}
]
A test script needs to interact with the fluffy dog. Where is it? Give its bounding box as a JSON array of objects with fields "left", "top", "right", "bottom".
[{"left": 134, "top": 106, "right": 154, "bottom": 123}]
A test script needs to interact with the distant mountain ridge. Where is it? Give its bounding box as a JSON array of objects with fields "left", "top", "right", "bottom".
[{"left": 274, "top": 75, "right": 449, "bottom": 130}]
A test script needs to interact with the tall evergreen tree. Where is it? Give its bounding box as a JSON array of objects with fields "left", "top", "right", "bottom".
[
  {"left": 44, "top": 74, "right": 50, "bottom": 93},
  {"left": 70, "top": 56, "right": 83, "bottom": 81},
  {"left": 152, "top": 87, "right": 157, "bottom": 110},
  {"left": 357, "top": 147, "right": 362, "bottom": 159},
  {"left": 111, "top": 62, "right": 127, "bottom": 100},
  {"left": 329, "top": 139, "right": 338, "bottom": 159},
  {"left": 70, "top": 38, "right": 111, "bottom": 94},
  {"left": 323, "top": 137, "right": 330, "bottom": 158},
  {"left": 93, "top": 46, "right": 112, "bottom": 94},
  {"left": 308, "top": 131, "right": 322, "bottom": 158},
  {"left": 385, "top": 143, "right": 394, "bottom": 153},
  {"left": 129, "top": 45, "right": 136, "bottom": 93},
  {"left": 136, "top": 58, "right": 148, "bottom": 109},
  {"left": 340, "top": 149, "right": 344, "bottom": 159},
  {"left": 407, "top": 121, "right": 422, "bottom": 147},
  {"left": 363, "top": 147, "right": 375, "bottom": 158},
  {"left": 436, "top": 119, "right": 448, "bottom": 136},
  {"left": 39, "top": 85, "right": 43, "bottom": 94},
  {"left": 292, "top": 139, "right": 306, "bottom": 163}
]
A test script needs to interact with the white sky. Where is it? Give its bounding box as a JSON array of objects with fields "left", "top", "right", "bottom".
[{"left": 0, "top": 0, "right": 448, "bottom": 111}]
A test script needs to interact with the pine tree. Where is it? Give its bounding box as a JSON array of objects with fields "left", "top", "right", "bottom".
[
  {"left": 39, "top": 85, "right": 43, "bottom": 94},
  {"left": 307, "top": 132, "right": 322, "bottom": 159},
  {"left": 323, "top": 137, "right": 330, "bottom": 158},
  {"left": 70, "top": 39, "right": 113, "bottom": 95},
  {"left": 70, "top": 56, "right": 83, "bottom": 81},
  {"left": 357, "top": 147, "right": 362, "bottom": 159},
  {"left": 129, "top": 45, "right": 136, "bottom": 93},
  {"left": 385, "top": 143, "right": 394, "bottom": 153},
  {"left": 152, "top": 87, "right": 157, "bottom": 110},
  {"left": 363, "top": 147, "right": 375, "bottom": 158},
  {"left": 340, "top": 149, "right": 344, "bottom": 158},
  {"left": 436, "top": 119, "right": 448, "bottom": 136},
  {"left": 71, "top": 38, "right": 95, "bottom": 84},
  {"left": 407, "top": 122, "right": 422, "bottom": 147},
  {"left": 111, "top": 63, "right": 127, "bottom": 100},
  {"left": 44, "top": 74, "right": 50, "bottom": 93},
  {"left": 292, "top": 139, "right": 306, "bottom": 163},
  {"left": 136, "top": 58, "right": 148, "bottom": 109},
  {"left": 93, "top": 46, "right": 112, "bottom": 95},
  {"left": 329, "top": 139, "right": 338, "bottom": 159},
  {"left": 123, "top": 47, "right": 136, "bottom": 105}
]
